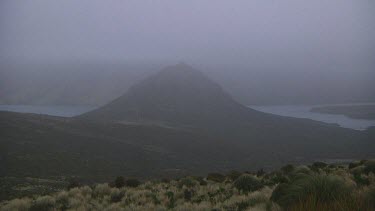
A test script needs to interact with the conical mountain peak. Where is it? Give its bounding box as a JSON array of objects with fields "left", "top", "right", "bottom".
[{"left": 79, "top": 64, "right": 258, "bottom": 127}]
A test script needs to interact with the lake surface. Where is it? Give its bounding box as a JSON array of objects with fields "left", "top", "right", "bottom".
[
  {"left": 1, "top": 104, "right": 374, "bottom": 130},
  {"left": 250, "top": 104, "right": 375, "bottom": 130},
  {"left": 0, "top": 105, "right": 97, "bottom": 117}
]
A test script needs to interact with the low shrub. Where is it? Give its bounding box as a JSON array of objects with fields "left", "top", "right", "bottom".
[
  {"left": 350, "top": 165, "right": 366, "bottom": 175},
  {"left": 29, "top": 196, "right": 55, "bottom": 211},
  {"left": 256, "top": 169, "right": 265, "bottom": 177},
  {"left": 207, "top": 173, "right": 226, "bottom": 183},
  {"left": 161, "top": 178, "right": 170, "bottom": 183},
  {"left": 292, "top": 165, "right": 312, "bottom": 175},
  {"left": 349, "top": 161, "right": 361, "bottom": 169},
  {"left": 183, "top": 189, "right": 193, "bottom": 201},
  {"left": 353, "top": 173, "right": 370, "bottom": 186},
  {"left": 311, "top": 162, "right": 328, "bottom": 171},
  {"left": 281, "top": 164, "right": 295, "bottom": 174},
  {"left": 194, "top": 176, "right": 207, "bottom": 186},
  {"left": 125, "top": 179, "right": 141, "bottom": 187},
  {"left": 93, "top": 183, "right": 111, "bottom": 198},
  {"left": 113, "top": 176, "right": 125, "bottom": 188},
  {"left": 364, "top": 160, "right": 375, "bottom": 174},
  {"left": 234, "top": 175, "right": 263, "bottom": 193},
  {"left": 226, "top": 170, "right": 242, "bottom": 181},
  {"left": 110, "top": 188, "right": 124, "bottom": 203},
  {"left": 67, "top": 178, "right": 81, "bottom": 190},
  {"left": 55, "top": 191, "right": 70, "bottom": 210},
  {"left": 0, "top": 198, "right": 31, "bottom": 211},
  {"left": 178, "top": 177, "right": 197, "bottom": 188}
]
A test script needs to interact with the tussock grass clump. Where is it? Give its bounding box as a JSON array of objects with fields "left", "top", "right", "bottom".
[
  {"left": 93, "top": 183, "right": 111, "bottom": 198},
  {"left": 29, "top": 196, "right": 55, "bottom": 211},
  {"left": 234, "top": 175, "right": 263, "bottom": 193},
  {"left": 207, "top": 173, "right": 226, "bottom": 183},
  {"left": 271, "top": 174, "right": 352, "bottom": 209}
]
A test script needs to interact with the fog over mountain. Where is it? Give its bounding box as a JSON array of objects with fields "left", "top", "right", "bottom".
[
  {"left": 1, "top": 0, "right": 374, "bottom": 105},
  {"left": 2, "top": 2, "right": 375, "bottom": 208}
]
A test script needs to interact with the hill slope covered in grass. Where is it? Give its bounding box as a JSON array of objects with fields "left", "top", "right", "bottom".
[{"left": 1, "top": 160, "right": 375, "bottom": 211}]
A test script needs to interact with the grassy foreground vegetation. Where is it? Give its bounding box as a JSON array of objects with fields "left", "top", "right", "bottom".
[{"left": 1, "top": 160, "right": 375, "bottom": 211}]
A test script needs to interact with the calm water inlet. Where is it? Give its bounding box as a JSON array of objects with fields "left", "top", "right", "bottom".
[
  {"left": 250, "top": 104, "right": 375, "bottom": 130},
  {"left": 0, "top": 105, "right": 97, "bottom": 117}
]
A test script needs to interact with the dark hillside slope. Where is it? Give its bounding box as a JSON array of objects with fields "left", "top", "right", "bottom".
[
  {"left": 79, "top": 64, "right": 373, "bottom": 156},
  {"left": 1, "top": 64, "right": 375, "bottom": 179},
  {"left": 2, "top": 111, "right": 374, "bottom": 179},
  {"left": 0, "top": 111, "right": 242, "bottom": 179}
]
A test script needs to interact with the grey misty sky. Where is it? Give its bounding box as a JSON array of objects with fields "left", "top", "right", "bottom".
[{"left": 1, "top": 0, "right": 374, "bottom": 72}]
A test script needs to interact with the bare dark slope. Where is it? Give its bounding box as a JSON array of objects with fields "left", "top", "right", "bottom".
[
  {"left": 2, "top": 111, "right": 374, "bottom": 180},
  {"left": 0, "top": 111, "right": 241, "bottom": 179}
]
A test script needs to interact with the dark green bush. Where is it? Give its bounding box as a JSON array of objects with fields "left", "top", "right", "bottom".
[
  {"left": 178, "top": 177, "right": 197, "bottom": 188},
  {"left": 311, "top": 162, "right": 328, "bottom": 171},
  {"left": 193, "top": 176, "right": 207, "bottom": 186},
  {"left": 165, "top": 191, "right": 175, "bottom": 209},
  {"left": 270, "top": 173, "right": 289, "bottom": 185},
  {"left": 364, "top": 160, "right": 375, "bottom": 174},
  {"left": 207, "top": 173, "right": 226, "bottom": 183},
  {"left": 256, "top": 168, "right": 265, "bottom": 177},
  {"left": 281, "top": 164, "right": 295, "bottom": 174},
  {"left": 161, "top": 178, "right": 170, "bottom": 183},
  {"left": 226, "top": 170, "right": 242, "bottom": 181},
  {"left": 184, "top": 189, "right": 193, "bottom": 201},
  {"left": 110, "top": 189, "right": 124, "bottom": 203},
  {"left": 67, "top": 178, "right": 80, "bottom": 189},
  {"left": 349, "top": 161, "right": 361, "bottom": 169},
  {"left": 234, "top": 174, "right": 263, "bottom": 193},
  {"left": 125, "top": 179, "right": 141, "bottom": 187},
  {"left": 114, "top": 176, "right": 125, "bottom": 188},
  {"left": 271, "top": 174, "right": 352, "bottom": 208},
  {"left": 293, "top": 166, "right": 312, "bottom": 175},
  {"left": 353, "top": 173, "right": 370, "bottom": 186}
]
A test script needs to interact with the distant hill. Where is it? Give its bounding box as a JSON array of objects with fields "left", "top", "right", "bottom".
[
  {"left": 1, "top": 64, "right": 374, "bottom": 179},
  {"left": 79, "top": 63, "right": 264, "bottom": 129}
]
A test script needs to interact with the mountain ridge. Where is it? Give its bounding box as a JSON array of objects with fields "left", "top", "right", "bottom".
[{"left": 79, "top": 63, "right": 264, "bottom": 129}]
